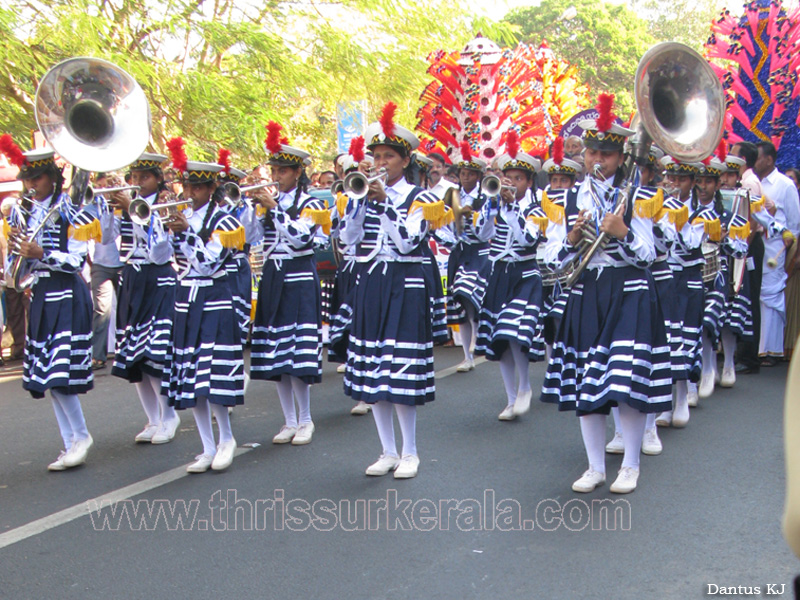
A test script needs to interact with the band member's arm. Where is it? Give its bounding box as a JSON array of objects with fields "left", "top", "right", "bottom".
[
  {"left": 377, "top": 195, "right": 429, "bottom": 255},
  {"left": 37, "top": 203, "right": 89, "bottom": 273},
  {"left": 338, "top": 197, "right": 367, "bottom": 247},
  {"left": 473, "top": 198, "right": 497, "bottom": 242},
  {"left": 508, "top": 204, "right": 543, "bottom": 247},
  {"left": 273, "top": 199, "right": 327, "bottom": 249},
  {"left": 172, "top": 228, "right": 227, "bottom": 276},
  {"left": 614, "top": 211, "right": 656, "bottom": 268},
  {"left": 431, "top": 221, "right": 457, "bottom": 248}
]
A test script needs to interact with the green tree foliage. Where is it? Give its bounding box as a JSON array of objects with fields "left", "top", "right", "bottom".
[
  {"left": 504, "top": 0, "right": 656, "bottom": 116},
  {"left": 0, "top": 0, "right": 517, "bottom": 169},
  {"left": 629, "top": 0, "right": 726, "bottom": 52}
]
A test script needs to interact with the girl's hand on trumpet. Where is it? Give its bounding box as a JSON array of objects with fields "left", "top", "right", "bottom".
[
  {"left": 251, "top": 187, "right": 277, "bottom": 210},
  {"left": 109, "top": 189, "right": 132, "bottom": 213},
  {"left": 499, "top": 178, "right": 515, "bottom": 205},
  {"left": 567, "top": 210, "right": 591, "bottom": 246},
  {"left": 13, "top": 233, "right": 44, "bottom": 260},
  {"left": 367, "top": 179, "right": 387, "bottom": 204},
  {"left": 600, "top": 212, "right": 629, "bottom": 240},
  {"left": 165, "top": 211, "right": 189, "bottom": 234}
]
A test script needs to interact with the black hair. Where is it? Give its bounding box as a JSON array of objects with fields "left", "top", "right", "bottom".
[
  {"left": 786, "top": 168, "right": 800, "bottom": 187},
  {"left": 735, "top": 141, "right": 758, "bottom": 168},
  {"left": 756, "top": 141, "right": 777, "bottom": 162},
  {"left": 446, "top": 165, "right": 459, "bottom": 180},
  {"left": 319, "top": 170, "right": 336, "bottom": 180},
  {"left": 290, "top": 168, "right": 310, "bottom": 220},
  {"left": 691, "top": 182, "right": 723, "bottom": 215}
]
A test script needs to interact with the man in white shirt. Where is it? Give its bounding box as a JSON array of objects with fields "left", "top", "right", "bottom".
[{"left": 754, "top": 141, "right": 800, "bottom": 363}]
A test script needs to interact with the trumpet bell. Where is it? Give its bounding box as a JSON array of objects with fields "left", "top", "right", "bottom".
[
  {"left": 634, "top": 42, "right": 725, "bottom": 162},
  {"left": 35, "top": 57, "right": 152, "bottom": 172}
]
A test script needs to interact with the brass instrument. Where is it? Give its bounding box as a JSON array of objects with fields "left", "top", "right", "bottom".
[
  {"left": 129, "top": 197, "right": 192, "bottom": 227},
  {"left": 82, "top": 184, "right": 141, "bottom": 207},
  {"left": 4, "top": 201, "right": 64, "bottom": 290},
  {"left": 342, "top": 168, "right": 387, "bottom": 200},
  {"left": 563, "top": 42, "right": 725, "bottom": 288},
  {"left": 221, "top": 181, "right": 280, "bottom": 209},
  {"left": 482, "top": 175, "right": 516, "bottom": 198},
  {"left": 331, "top": 180, "right": 345, "bottom": 196}
]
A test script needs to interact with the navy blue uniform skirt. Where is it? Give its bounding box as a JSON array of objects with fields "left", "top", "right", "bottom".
[
  {"left": 651, "top": 260, "right": 682, "bottom": 378},
  {"left": 112, "top": 262, "right": 176, "bottom": 382},
  {"left": 721, "top": 257, "right": 753, "bottom": 339},
  {"left": 162, "top": 276, "right": 244, "bottom": 409},
  {"left": 540, "top": 265, "right": 672, "bottom": 415},
  {"left": 670, "top": 265, "right": 704, "bottom": 383},
  {"left": 344, "top": 260, "right": 435, "bottom": 406},
  {"left": 476, "top": 259, "right": 545, "bottom": 361},
  {"left": 446, "top": 242, "right": 490, "bottom": 324},
  {"left": 328, "top": 259, "right": 360, "bottom": 363},
  {"left": 23, "top": 271, "right": 93, "bottom": 399},
  {"left": 250, "top": 255, "right": 322, "bottom": 384},
  {"left": 421, "top": 243, "right": 448, "bottom": 345},
  {"left": 229, "top": 253, "right": 252, "bottom": 346}
]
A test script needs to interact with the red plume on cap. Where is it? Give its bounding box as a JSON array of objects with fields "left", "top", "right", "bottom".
[
  {"left": 460, "top": 140, "right": 472, "bottom": 162},
  {"left": 280, "top": 136, "right": 290, "bottom": 145},
  {"left": 380, "top": 102, "right": 398, "bottom": 139},
  {"left": 552, "top": 136, "right": 565, "bottom": 166},
  {"left": 596, "top": 93, "right": 616, "bottom": 133},
  {"left": 166, "top": 137, "right": 187, "bottom": 173},
  {"left": 0, "top": 134, "right": 27, "bottom": 168},
  {"left": 506, "top": 130, "right": 520, "bottom": 159},
  {"left": 265, "top": 121, "right": 283, "bottom": 155},
  {"left": 716, "top": 139, "right": 727, "bottom": 161},
  {"left": 701, "top": 155, "right": 712, "bottom": 166},
  {"left": 349, "top": 136, "right": 365, "bottom": 163},
  {"left": 217, "top": 148, "right": 232, "bottom": 175}
]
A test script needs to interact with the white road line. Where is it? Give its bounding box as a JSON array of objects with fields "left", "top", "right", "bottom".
[
  {"left": 0, "top": 447, "right": 253, "bottom": 551},
  {"left": 0, "top": 355, "right": 484, "bottom": 550}
]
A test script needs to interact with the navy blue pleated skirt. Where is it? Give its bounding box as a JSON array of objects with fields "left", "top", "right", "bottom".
[
  {"left": 670, "top": 265, "right": 704, "bottom": 383},
  {"left": 344, "top": 260, "right": 435, "bottom": 405},
  {"left": 722, "top": 260, "right": 753, "bottom": 339},
  {"left": 540, "top": 265, "right": 672, "bottom": 415},
  {"left": 476, "top": 259, "right": 545, "bottom": 361},
  {"left": 446, "top": 241, "right": 491, "bottom": 324},
  {"left": 162, "top": 276, "right": 244, "bottom": 409},
  {"left": 651, "top": 260, "right": 682, "bottom": 377},
  {"left": 228, "top": 253, "right": 252, "bottom": 346},
  {"left": 23, "top": 271, "right": 94, "bottom": 399},
  {"left": 422, "top": 244, "right": 448, "bottom": 345},
  {"left": 328, "top": 259, "right": 360, "bottom": 363},
  {"left": 250, "top": 255, "right": 322, "bottom": 384},
  {"left": 112, "top": 262, "right": 176, "bottom": 382}
]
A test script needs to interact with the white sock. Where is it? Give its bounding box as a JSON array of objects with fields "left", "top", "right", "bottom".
[
  {"left": 701, "top": 332, "right": 715, "bottom": 378},
  {"left": 618, "top": 403, "right": 647, "bottom": 469},
  {"left": 290, "top": 376, "right": 312, "bottom": 424},
  {"left": 210, "top": 403, "right": 233, "bottom": 443},
  {"left": 676, "top": 379, "right": 688, "bottom": 411},
  {"left": 51, "top": 397, "right": 74, "bottom": 451},
  {"left": 645, "top": 413, "right": 656, "bottom": 430},
  {"left": 498, "top": 349, "right": 517, "bottom": 407},
  {"left": 611, "top": 406, "right": 622, "bottom": 435},
  {"left": 578, "top": 414, "right": 606, "bottom": 475},
  {"left": 721, "top": 329, "right": 736, "bottom": 370},
  {"left": 371, "top": 401, "right": 397, "bottom": 458},
  {"left": 52, "top": 389, "right": 88, "bottom": 441},
  {"left": 191, "top": 397, "right": 217, "bottom": 456},
  {"left": 276, "top": 375, "right": 298, "bottom": 428},
  {"left": 460, "top": 320, "right": 473, "bottom": 362},
  {"left": 134, "top": 379, "right": 160, "bottom": 426},
  {"left": 510, "top": 341, "right": 530, "bottom": 394},
  {"left": 394, "top": 404, "right": 417, "bottom": 457},
  {"left": 688, "top": 381, "right": 697, "bottom": 396},
  {"left": 545, "top": 343, "right": 552, "bottom": 364},
  {"left": 243, "top": 371, "right": 250, "bottom": 396},
  {"left": 144, "top": 373, "right": 176, "bottom": 424}
]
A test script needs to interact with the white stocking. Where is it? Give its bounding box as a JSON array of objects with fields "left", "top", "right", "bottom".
[
  {"left": 276, "top": 375, "right": 297, "bottom": 428},
  {"left": 370, "top": 401, "right": 397, "bottom": 457},
  {"left": 395, "top": 403, "right": 417, "bottom": 457},
  {"left": 578, "top": 414, "right": 607, "bottom": 475}
]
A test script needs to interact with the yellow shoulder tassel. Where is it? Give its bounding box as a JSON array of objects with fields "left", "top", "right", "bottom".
[
  {"left": 213, "top": 226, "right": 246, "bottom": 250},
  {"left": 410, "top": 199, "right": 446, "bottom": 223},
  {"left": 428, "top": 207, "right": 455, "bottom": 231},
  {"left": 336, "top": 193, "right": 349, "bottom": 218},
  {"left": 301, "top": 208, "right": 332, "bottom": 235},
  {"left": 68, "top": 219, "right": 102, "bottom": 242},
  {"left": 750, "top": 197, "right": 765, "bottom": 213},
  {"left": 693, "top": 218, "right": 721, "bottom": 242},
  {"left": 473, "top": 211, "right": 481, "bottom": 228},
  {"left": 634, "top": 188, "right": 664, "bottom": 220},
  {"left": 528, "top": 214, "right": 550, "bottom": 235},
  {"left": 2, "top": 218, "right": 10, "bottom": 240},
  {"left": 250, "top": 299, "right": 258, "bottom": 323},
  {"left": 665, "top": 204, "right": 689, "bottom": 231},
  {"left": 728, "top": 220, "right": 751, "bottom": 240},
  {"left": 541, "top": 191, "right": 565, "bottom": 225}
]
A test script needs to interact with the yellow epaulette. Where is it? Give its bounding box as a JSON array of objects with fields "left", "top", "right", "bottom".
[
  {"left": 729, "top": 220, "right": 751, "bottom": 241},
  {"left": 213, "top": 225, "right": 246, "bottom": 250},
  {"left": 301, "top": 207, "right": 332, "bottom": 235},
  {"left": 2, "top": 218, "right": 10, "bottom": 240},
  {"left": 336, "top": 192, "right": 349, "bottom": 218},
  {"left": 751, "top": 197, "right": 765, "bottom": 213},
  {"left": 660, "top": 204, "right": 689, "bottom": 232},
  {"left": 427, "top": 206, "right": 455, "bottom": 230},
  {"left": 541, "top": 191, "right": 565, "bottom": 225},
  {"left": 692, "top": 216, "right": 722, "bottom": 242},
  {"left": 68, "top": 218, "right": 102, "bottom": 242},
  {"left": 528, "top": 213, "right": 549, "bottom": 235},
  {"left": 473, "top": 211, "right": 481, "bottom": 228},
  {"left": 634, "top": 188, "right": 664, "bottom": 220},
  {"left": 410, "top": 199, "right": 446, "bottom": 223}
]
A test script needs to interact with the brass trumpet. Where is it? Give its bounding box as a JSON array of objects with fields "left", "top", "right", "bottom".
[
  {"left": 343, "top": 168, "right": 387, "bottom": 200},
  {"left": 129, "top": 197, "right": 192, "bottom": 226},
  {"left": 82, "top": 184, "right": 141, "bottom": 206},
  {"left": 482, "top": 175, "right": 516, "bottom": 197},
  {"left": 221, "top": 181, "right": 280, "bottom": 208}
]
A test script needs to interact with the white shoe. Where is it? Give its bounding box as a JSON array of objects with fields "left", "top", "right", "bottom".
[
  {"left": 366, "top": 454, "right": 400, "bottom": 476},
  {"left": 572, "top": 469, "right": 606, "bottom": 493},
  {"left": 720, "top": 366, "right": 736, "bottom": 388},
  {"left": 291, "top": 422, "right": 315, "bottom": 445},
  {"left": 687, "top": 384, "right": 699, "bottom": 407},
  {"left": 134, "top": 424, "right": 158, "bottom": 443},
  {"left": 672, "top": 400, "right": 690, "bottom": 428},
  {"left": 211, "top": 438, "right": 236, "bottom": 470},
  {"left": 605, "top": 431, "right": 624, "bottom": 454},
  {"left": 151, "top": 416, "right": 181, "bottom": 445},
  {"left": 610, "top": 466, "right": 640, "bottom": 493},
  {"left": 699, "top": 371, "right": 715, "bottom": 398},
  {"left": 336, "top": 363, "right": 346, "bottom": 374},
  {"left": 512, "top": 389, "right": 532, "bottom": 416},
  {"left": 350, "top": 401, "right": 371, "bottom": 415},
  {"left": 641, "top": 428, "right": 663, "bottom": 455},
  {"left": 394, "top": 454, "right": 420, "bottom": 479},
  {"left": 456, "top": 359, "right": 475, "bottom": 373},
  {"left": 47, "top": 451, "right": 69, "bottom": 471},
  {"left": 272, "top": 425, "right": 297, "bottom": 444},
  {"left": 498, "top": 405, "right": 516, "bottom": 421},
  {"left": 655, "top": 411, "right": 672, "bottom": 427},
  {"left": 62, "top": 435, "right": 93, "bottom": 468},
  {"left": 186, "top": 454, "right": 215, "bottom": 473}
]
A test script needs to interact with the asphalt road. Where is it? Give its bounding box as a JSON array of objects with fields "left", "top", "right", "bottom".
[{"left": 0, "top": 348, "right": 796, "bottom": 599}]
